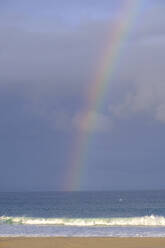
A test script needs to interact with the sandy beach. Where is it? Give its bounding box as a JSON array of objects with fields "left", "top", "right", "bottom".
[{"left": 0, "top": 237, "right": 165, "bottom": 248}]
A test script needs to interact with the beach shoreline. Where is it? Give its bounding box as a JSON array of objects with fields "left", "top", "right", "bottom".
[{"left": 1, "top": 237, "right": 165, "bottom": 248}]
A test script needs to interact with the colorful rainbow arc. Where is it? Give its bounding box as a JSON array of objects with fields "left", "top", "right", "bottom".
[{"left": 66, "top": 0, "right": 141, "bottom": 191}]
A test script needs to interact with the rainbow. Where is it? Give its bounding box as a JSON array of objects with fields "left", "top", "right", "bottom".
[{"left": 66, "top": 0, "right": 141, "bottom": 191}]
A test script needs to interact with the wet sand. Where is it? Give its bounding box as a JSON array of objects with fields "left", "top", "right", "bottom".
[{"left": 0, "top": 237, "right": 165, "bottom": 248}]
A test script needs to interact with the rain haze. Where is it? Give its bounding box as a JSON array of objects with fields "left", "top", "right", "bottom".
[{"left": 0, "top": 0, "right": 165, "bottom": 191}]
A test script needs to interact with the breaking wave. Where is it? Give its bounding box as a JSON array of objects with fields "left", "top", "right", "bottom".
[{"left": 1, "top": 215, "right": 165, "bottom": 226}]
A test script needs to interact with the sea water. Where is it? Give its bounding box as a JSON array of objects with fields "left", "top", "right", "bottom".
[{"left": 1, "top": 191, "right": 165, "bottom": 237}]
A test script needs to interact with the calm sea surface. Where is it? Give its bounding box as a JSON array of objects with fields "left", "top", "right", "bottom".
[{"left": 1, "top": 191, "right": 165, "bottom": 236}]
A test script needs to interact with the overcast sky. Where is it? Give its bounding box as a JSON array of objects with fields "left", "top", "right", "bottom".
[{"left": 0, "top": 0, "right": 165, "bottom": 191}]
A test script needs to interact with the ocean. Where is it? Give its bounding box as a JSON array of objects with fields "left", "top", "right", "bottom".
[{"left": 1, "top": 191, "right": 165, "bottom": 237}]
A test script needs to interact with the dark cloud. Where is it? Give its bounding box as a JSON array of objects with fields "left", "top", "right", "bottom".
[{"left": 0, "top": 0, "right": 165, "bottom": 190}]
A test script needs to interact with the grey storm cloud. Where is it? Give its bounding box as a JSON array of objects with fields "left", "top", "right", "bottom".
[
  {"left": 0, "top": 16, "right": 115, "bottom": 132},
  {"left": 0, "top": 1, "right": 165, "bottom": 133},
  {"left": 108, "top": 5, "right": 165, "bottom": 124},
  {"left": 1, "top": 0, "right": 165, "bottom": 191}
]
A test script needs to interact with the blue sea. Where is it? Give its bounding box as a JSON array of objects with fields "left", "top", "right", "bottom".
[{"left": 1, "top": 191, "right": 165, "bottom": 237}]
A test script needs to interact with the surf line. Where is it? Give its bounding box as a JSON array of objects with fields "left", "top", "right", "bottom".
[{"left": 66, "top": 0, "right": 141, "bottom": 191}]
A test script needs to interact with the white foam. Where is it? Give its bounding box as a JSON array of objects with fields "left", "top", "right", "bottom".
[
  {"left": 1, "top": 215, "right": 165, "bottom": 226},
  {"left": 1, "top": 225, "right": 165, "bottom": 237}
]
